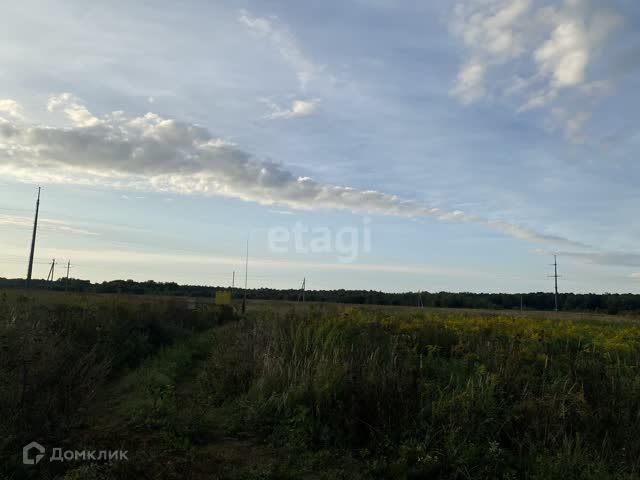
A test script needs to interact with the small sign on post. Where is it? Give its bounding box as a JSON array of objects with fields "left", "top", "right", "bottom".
[{"left": 215, "top": 290, "right": 232, "bottom": 305}]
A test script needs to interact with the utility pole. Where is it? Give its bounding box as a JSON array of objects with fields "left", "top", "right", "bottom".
[
  {"left": 242, "top": 238, "right": 249, "bottom": 314},
  {"left": 520, "top": 295, "right": 523, "bottom": 312},
  {"left": 25, "top": 187, "right": 41, "bottom": 289},
  {"left": 231, "top": 270, "right": 235, "bottom": 299},
  {"left": 549, "top": 255, "right": 560, "bottom": 312},
  {"left": 46, "top": 258, "right": 56, "bottom": 283},
  {"left": 297, "top": 278, "right": 306, "bottom": 303},
  {"left": 65, "top": 260, "right": 71, "bottom": 292}
]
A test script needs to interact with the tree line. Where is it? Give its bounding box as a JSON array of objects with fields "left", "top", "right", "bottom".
[{"left": 1, "top": 276, "right": 639, "bottom": 313}]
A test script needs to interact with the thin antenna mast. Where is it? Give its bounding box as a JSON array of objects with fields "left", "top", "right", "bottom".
[
  {"left": 548, "top": 255, "right": 560, "bottom": 312},
  {"left": 25, "top": 187, "right": 41, "bottom": 289},
  {"left": 242, "top": 238, "right": 249, "bottom": 314}
]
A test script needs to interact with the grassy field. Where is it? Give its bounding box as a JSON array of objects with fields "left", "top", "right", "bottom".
[{"left": 2, "top": 290, "right": 640, "bottom": 479}]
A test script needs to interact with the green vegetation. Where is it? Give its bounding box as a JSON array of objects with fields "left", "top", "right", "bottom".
[
  {"left": 0, "top": 290, "right": 234, "bottom": 479},
  {"left": 2, "top": 291, "right": 640, "bottom": 479},
  {"left": 3, "top": 277, "right": 640, "bottom": 313}
]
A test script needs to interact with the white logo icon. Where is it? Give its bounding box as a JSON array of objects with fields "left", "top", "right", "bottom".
[{"left": 23, "top": 441, "right": 45, "bottom": 465}]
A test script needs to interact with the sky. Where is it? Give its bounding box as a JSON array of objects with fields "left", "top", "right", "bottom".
[{"left": 0, "top": 0, "right": 639, "bottom": 293}]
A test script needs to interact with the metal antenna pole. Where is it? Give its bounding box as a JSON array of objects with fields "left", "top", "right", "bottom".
[
  {"left": 66, "top": 260, "right": 71, "bottom": 292},
  {"left": 242, "top": 238, "right": 249, "bottom": 314},
  {"left": 548, "top": 255, "right": 560, "bottom": 312},
  {"left": 26, "top": 187, "right": 41, "bottom": 289},
  {"left": 554, "top": 256, "right": 558, "bottom": 312}
]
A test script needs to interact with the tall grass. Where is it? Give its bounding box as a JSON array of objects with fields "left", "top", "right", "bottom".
[
  {"left": 4, "top": 293, "right": 640, "bottom": 479},
  {"left": 200, "top": 306, "right": 640, "bottom": 478},
  {"left": 0, "top": 290, "right": 234, "bottom": 479}
]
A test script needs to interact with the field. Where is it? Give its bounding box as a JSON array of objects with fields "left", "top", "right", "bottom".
[{"left": 2, "top": 291, "right": 640, "bottom": 479}]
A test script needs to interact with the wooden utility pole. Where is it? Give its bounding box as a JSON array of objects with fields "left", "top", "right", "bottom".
[
  {"left": 65, "top": 260, "right": 71, "bottom": 292},
  {"left": 25, "top": 187, "right": 41, "bottom": 289},
  {"left": 46, "top": 258, "right": 56, "bottom": 283}
]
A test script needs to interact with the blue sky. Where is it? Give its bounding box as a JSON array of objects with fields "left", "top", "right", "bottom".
[{"left": 0, "top": 0, "right": 639, "bottom": 293}]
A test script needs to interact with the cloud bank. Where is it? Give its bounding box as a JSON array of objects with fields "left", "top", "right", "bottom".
[{"left": 0, "top": 94, "right": 586, "bottom": 248}]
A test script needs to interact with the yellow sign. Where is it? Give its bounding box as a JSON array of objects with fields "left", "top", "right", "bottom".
[{"left": 215, "top": 290, "right": 232, "bottom": 305}]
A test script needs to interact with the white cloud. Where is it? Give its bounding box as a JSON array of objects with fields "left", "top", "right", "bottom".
[
  {"left": 450, "top": 0, "right": 531, "bottom": 103},
  {"left": 579, "top": 80, "right": 613, "bottom": 97},
  {"left": 534, "top": 20, "right": 589, "bottom": 88},
  {"left": 551, "top": 250, "right": 640, "bottom": 268},
  {"left": 546, "top": 108, "right": 591, "bottom": 142},
  {"left": 238, "top": 10, "right": 324, "bottom": 91},
  {"left": 518, "top": 88, "right": 557, "bottom": 111},
  {"left": 450, "top": 0, "right": 624, "bottom": 139},
  {"left": 525, "top": 4, "right": 621, "bottom": 109},
  {"left": 47, "top": 93, "right": 101, "bottom": 127},
  {"left": 268, "top": 209, "right": 295, "bottom": 215},
  {"left": 531, "top": 249, "right": 640, "bottom": 270},
  {"left": 0, "top": 213, "right": 98, "bottom": 236},
  {"left": 631, "top": 273, "right": 640, "bottom": 279},
  {"left": 0, "top": 95, "right": 588, "bottom": 249},
  {"left": 263, "top": 98, "right": 319, "bottom": 119},
  {"left": 452, "top": 0, "right": 531, "bottom": 61},
  {"left": 451, "top": 60, "right": 486, "bottom": 104},
  {"left": 0, "top": 99, "right": 24, "bottom": 120}
]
